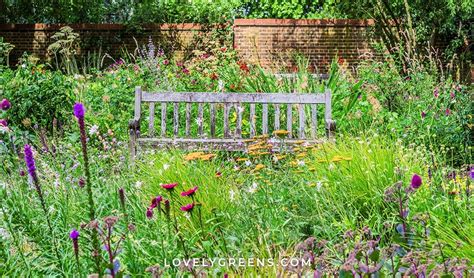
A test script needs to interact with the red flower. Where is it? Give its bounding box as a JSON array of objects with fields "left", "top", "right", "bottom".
[
  {"left": 180, "top": 203, "right": 194, "bottom": 212},
  {"left": 162, "top": 183, "right": 178, "bottom": 190},
  {"left": 238, "top": 61, "right": 249, "bottom": 73},
  {"left": 210, "top": 72, "right": 218, "bottom": 80},
  {"left": 337, "top": 57, "right": 345, "bottom": 65},
  {"left": 181, "top": 186, "right": 198, "bottom": 197},
  {"left": 215, "top": 172, "right": 222, "bottom": 177}
]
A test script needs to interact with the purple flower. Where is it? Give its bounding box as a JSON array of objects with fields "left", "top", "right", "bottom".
[
  {"left": 410, "top": 174, "right": 422, "bottom": 189},
  {"left": 70, "top": 229, "right": 80, "bottom": 240},
  {"left": 19, "top": 170, "right": 25, "bottom": 176},
  {"left": 1, "top": 99, "right": 11, "bottom": 110},
  {"left": 24, "top": 144, "right": 36, "bottom": 179},
  {"left": 73, "top": 103, "right": 85, "bottom": 119},
  {"left": 470, "top": 167, "right": 474, "bottom": 180},
  {"left": 182, "top": 68, "right": 190, "bottom": 75},
  {"left": 78, "top": 178, "right": 85, "bottom": 188},
  {"left": 421, "top": 111, "right": 426, "bottom": 119},
  {"left": 433, "top": 87, "right": 439, "bottom": 98},
  {"left": 0, "top": 119, "right": 7, "bottom": 127},
  {"left": 146, "top": 208, "right": 153, "bottom": 219}
]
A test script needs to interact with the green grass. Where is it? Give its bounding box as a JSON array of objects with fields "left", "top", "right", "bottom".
[{"left": 1, "top": 133, "right": 472, "bottom": 276}]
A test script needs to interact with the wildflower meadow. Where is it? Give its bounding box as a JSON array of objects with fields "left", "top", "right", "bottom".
[{"left": 1, "top": 2, "right": 473, "bottom": 277}]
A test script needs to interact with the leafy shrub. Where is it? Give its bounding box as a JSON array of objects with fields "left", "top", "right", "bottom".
[{"left": 0, "top": 59, "right": 75, "bottom": 131}]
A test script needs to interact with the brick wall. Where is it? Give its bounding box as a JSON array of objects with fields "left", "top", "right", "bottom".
[
  {"left": 0, "top": 23, "right": 218, "bottom": 66},
  {"left": 233, "top": 19, "right": 381, "bottom": 72},
  {"left": 0, "top": 19, "right": 381, "bottom": 72}
]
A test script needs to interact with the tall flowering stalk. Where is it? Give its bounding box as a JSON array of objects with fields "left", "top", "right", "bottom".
[
  {"left": 73, "top": 103, "right": 101, "bottom": 273},
  {"left": 70, "top": 229, "right": 81, "bottom": 275},
  {"left": 23, "top": 144, "right": 61, "bottom": 261}
]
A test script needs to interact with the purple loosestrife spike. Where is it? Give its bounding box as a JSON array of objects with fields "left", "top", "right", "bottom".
[
  {"left": 73, "top": 103, "right": 85, "bottom": 119},
  {"left": 1, "top": 99, "right": 11, "bottom": 110},
  {"left": 411, "top": 174, "right": 422, "bottom": 189}
]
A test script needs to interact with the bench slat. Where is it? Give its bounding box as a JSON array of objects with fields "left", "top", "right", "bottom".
[
  {"left": 250, "top": 103, "right": 256, "bottom": 137},
  {"left": 311, "top": 104, "right": 317, "bottom": 138},
  {"left": 287, "top": 104, "right": 293, "bottom": 138},
  {"left": 274, "top": 104, "right": 280, "bottom": 130},
  {"left": 236, "top": 103, "right": 243, "bottom": 138},
  {"left": 173, "top": 102, "right": 179, "bottom": 137},
  {"left": 197, "top": 103, "right": 204, "bottom": 137},
  {"left": 161, "top": 102, "right": 167, "bottom": 137},
  {"left": 185, "top": 103, "right": 191, "bottom": 137},
  {"left": 224, "top": 103, "right": 230, "bottom": 138},
  {"left": 298, "top": 104, "right": 305, "bottom": 139},
  {"left": 142, "top": 92, "right": 326, "bottom": 104},
  {"left": 210, "top": 103, "right": 216, "bottom": 137},
  {"left": 148, "top": 102, "right": 155, "bottom": 136},
  {"left": 262, "top": 104, "right": 268, "bottom": 135}
]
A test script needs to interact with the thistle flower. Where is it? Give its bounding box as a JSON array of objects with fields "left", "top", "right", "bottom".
[
  {"left": 180, "top": 203, "right": 194, "bottom": 212},
  {"left": 181, "top": 186, "right": 198, "bottom": 197},
  {"left": 411, "top": 174, "right": 422, "bottom": 189},
  {"left": 162, "top": 183, "right": 178, "bottom": 190},
  {"left": 1, "top": 99, "right": 11, "bottom": 110}
]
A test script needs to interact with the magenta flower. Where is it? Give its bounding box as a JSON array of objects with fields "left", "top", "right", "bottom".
[
  {"left": 0, "top": 119, "right": 7, "bottom": 127},
  {"left": 1, "top": 99, "right": 11, "bottom": 110},
  {"left": 421, "top": 111, "right": 426, "bottom": 119},
  {"left": 445, "top": 108, "right": 451, "bottom": 116},
  {"left": 433, "top": 87, "right": 439, "bottom": 98},
  {"left": 470, "top": 167, "right": 474, "bottom": 180},
  {"left": 411, "top": 174, "right": 422, "bottom": 189},
  {"left": 181, "top": 186, "right": 198, "bottom": 197},
  {"left": 161, "top": 183, "right": 178, "bottom": 190},
  {"left": 24, "top": 144, "right": 37, "bottom": 179},
  {"left": 73, "top": 103, "right": 85, "bottom": 119},
  {"left": 180, "top": 203, "right": 194, "bottom": 212},
  {"left": 78, "top": 178, "right": 85, "bottom": 188},
  {"left": 163, "top": 59, "right": 169, "bottom": 65},
  {"left": 182, "top": 68, "right": 190, "bottom": 75},
  {"left": 150, "top": 195, "right": 163, "bottom": 209}
]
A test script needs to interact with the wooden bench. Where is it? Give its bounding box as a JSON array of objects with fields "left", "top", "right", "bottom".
[{"left": 129, "top": 86, "right": 335, "bottom": 158}]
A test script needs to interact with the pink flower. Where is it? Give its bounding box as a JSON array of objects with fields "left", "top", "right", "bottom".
[
  {"left": 181, "top": 186, "right": 198, "bottom": 197},
  {"left": 161, "top": 183, "right": 178, "bottom": 190},
  {"left": 433, "top": 87, "right": 439, "bottom": 98},
  {"left": 445, "top": 108, "right": 451, "bottom": 116},
  {"left": 163, "top": 59, "right": 169, "bottom": 65},
  {"left": 0, "top": 119, "right": 7, "bottom": 127},
  {"left": 1, "top": 99, "right": 11, "bottom": 110},
  {"left": 180, "top": 203, "right": 194, "bottom": 212}
]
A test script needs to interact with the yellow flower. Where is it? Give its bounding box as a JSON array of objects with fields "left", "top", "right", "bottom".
[
  {"left": 254, "top": 164, "right": 265, "bottom": 171},
  {"left": 236, "top": 158, "right": 249, "bottom": 162},
  {"left": 296, "top": 152, "right": 307, "bottom": 158},
  {"left": 184, "top": 152, "right": 205, "bottom": 161},
  {"left": 293, "top": 140, "right": 305, "bottom": 144},
  {"left": 273, "top": 130, "right": 290, "bottom": 137},
  {"left": 199, "top": 154, "right": 216, "bottom": 161}
]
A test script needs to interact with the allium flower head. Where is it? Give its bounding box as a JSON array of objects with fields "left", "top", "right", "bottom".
[
  {"left": 181, "top": 186, "right": 198, "bottom": 197},
  {"left": 180, "top": 203, "right": 194, "bottom": 212},
  {"left": 410, "top": 174, "right": 422, "bottom": 189},
  {"left": 24, "top": 144, "right": 36, "bottom": 178},
  {"left": 70, "top": 229, "right": 80, "bottom": 240},
  {"left": 73, "top": 103, "right": 85, "bottom": 119},
  {"left": 162, "top": 183, "right": 178, "bottom": 190},
  {"left": 1, "top": 99, "right": 11, "bottom": 110}
]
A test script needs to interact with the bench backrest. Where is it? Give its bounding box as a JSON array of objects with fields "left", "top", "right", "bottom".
[{"left": 129, "top": 86, "right": 334, "bottom": 154}]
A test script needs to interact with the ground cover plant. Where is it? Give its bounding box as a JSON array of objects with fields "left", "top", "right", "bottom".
[{"left": 1, "top": 37, "right": 473, "bottom": 277}]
